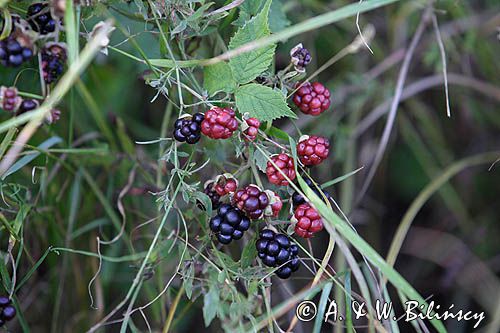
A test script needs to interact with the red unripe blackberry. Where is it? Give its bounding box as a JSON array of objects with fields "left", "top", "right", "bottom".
[
  {"left": 266, "top": 153, "right": 296, "bottom": 186},
  {"left": 263, "top": 190, "right": 283, "bottom": 218},
  {"left": 214, "top": 174, "right": 238, "bottom": 196},
  {"left": 292, "top": 82, "right": 331, "bottom": 116},
  {"left": 0, "top": 86, "right": 22, "bottom": 112},
  {"left": 256, "top": 229, "right": 300, "bottom": 279},
  {"left": 297, "top": 135, "right": 330, "bottom": 166},
  {"left": 292, "top": 203, "right": 324, "bottom": 238},
  {"left": 242, "top": 117, "right": 260, "bottom": 141},
  {"left": 201, "top": 106, "right": 238, "bottom": 139},
  {"left": 209, "top": 204, "right": 250, "bottom": 244},
  {"left": 232, "top": 185, "right": 269, "bottom": 220}
]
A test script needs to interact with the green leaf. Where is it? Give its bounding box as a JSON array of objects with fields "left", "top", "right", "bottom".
[
  {"left": 240, "top": 235, "right": 256, "bottom": 268},
  {"left": 269, "top": 0, "right": 290, "bottom": 32},
  {"left": 235, "top": 83, "right": 296, "bottom": 122},
  {"left": 203, "top": 62, "right": 237, "bottom": 95},
  {"left": 229, "top": 0, "right": 275, "bottom": 84},
  {"left": 203, "top": 286, "right": 219, "bottom": 326}
]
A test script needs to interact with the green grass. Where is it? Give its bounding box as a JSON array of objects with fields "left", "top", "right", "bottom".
[{"left": 0, "top": 1, "right": 499, "bottom": 332}]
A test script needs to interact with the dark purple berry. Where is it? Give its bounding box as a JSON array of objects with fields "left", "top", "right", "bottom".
[
  {"left": 256, "top": 229, "right": 300, "bottom": 279},
  {"left": 173, "top": 113, "right": 204, "bottom": 144},
  {"left": 27, "top": 3, "right": 58, "bottom": 34},
  {"left": 209, "top": 204, "right": 250, "bottom": 245},
  {"left": 1, "top": 306, "right": 15, "bottom": 320},
  {"left": 0, "top": 296, "right": 10, "bottom": 307}
]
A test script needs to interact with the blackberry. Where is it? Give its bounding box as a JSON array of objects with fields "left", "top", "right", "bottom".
[
  {"left": 209, "top": 204, "right": 250, "bottom": 245},
  {"left": 17, "top": 99, "right": 40, "bottom": 115},
  {"left": 0, "top": 296, "right": 15, "bottom": 327},
  {"left": 213, "top": 174, "right": 238, "bottom": 196},
  {"left": 291, "top": 178, "right": 331, "bottom": 209},
  {"left": 297, "top": 135, "right": 330, "bottom": 166},
  {"left": 173, "top": 113, "right": 204, "bottom": 144},
  {"left": 201, "top": 107, "right": 238, "bottom": 140},
  {"left": 0, "top": 86, "right": 22, "bottom": 112},
  {"left": 41, "top": 43, "right": 67, "bottom": 84},
  {"left": 232, "top": 185, "right": 269, "bottom": 220},
  {"left": 27, "top": 3, "right": 57, "bottom": 35},
  {"left": 0, "top": 37, "right": 33, "bottom": 67},
  {"left": 256, "top": 229, "right": 300, "bottom": 279},
  {"left": 266, "top": 153, "right": 296, "bottom": 186},
  {"left": 290, "top": 43, "right": 311, "bottom": 72},
  {"left": 292, "top": 203, "right": 324, "bottom": 238},
  {"left": 293, "top": 82, "right": 331, "bottom": 116},
  {"left": 198, "top": 181, "right": 220, "bottom": 211}
]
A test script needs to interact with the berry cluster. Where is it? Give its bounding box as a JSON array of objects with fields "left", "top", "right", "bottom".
[
  {"left": 293, "top": 82, "right": 331, "bottom": 116},
  {"left": 256, "top": 229, "right": 300, "bottom": 279},
  {"left": 18, "top": 99, "right": 40, "bottom": 115},
  {"left": 41, "top": 43, "right": 67, "bottom": 84},
  {"left": 232, "top": 185, "right": 269, "bottom": 220},
  {"left": 173, "top": 113, "right": 205, "bottom": 144},
  {"left": 202, "top": 181, "right": 221, "bottom": 210},
  {"left": 292, "top": 203, "right": 324, "bottom": 238},
  {"left": 214, "top": 174, "right": 238, "bottom": 196},
  {"left": 27, "top": 3, "right": 58, "bottom": 35},
  {"left": 0, "top": 296, "right": 16, "bottom": 328},
  {"left": 297, "top": 135, "right": 330, "bottom": 166},
  {"left": 266, "top": 153, "right": 296, "bottom": 186},
  {"left": 263, "top": 190, "right": 283, "bottom": 218},
  {"left": 0, "top": 87, "right": 22, "bottom": 112},
  {"left": 0, "top": 37, "right": 33, "bottom": 67},
  {"left": 209, "top": 204, "right": 250, "bottom": 244},
  {"left": 242, "top": 117, "right": 260, "bottom": 141},
  {"left": 201, "top": 107, "right": 238, "bottom": 139},
  {"left": 290, "top": 43, "right": 311, "bottom": 72}
]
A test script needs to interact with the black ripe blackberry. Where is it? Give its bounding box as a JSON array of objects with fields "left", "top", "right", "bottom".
[
  {"left": 173, "top": 113, "right": 204, "bottom": 144},
  {"left": 198, "top": 182, "right": 221, "bottom": 211},
  {"left": 17, "top": 99, "right": 40, "bottom": 115},
  {"left": 41, "top": 44, "right": 67, "bottom": 84},
  {"left": 27, "top": 3, "right": 57, "bottom": 35},
  {"left": 292, "top": 178, "right": 331, "bottom": 209},
  {"left": 209, "top": 204, "right": 250, "bottom": 245},
  {"left": 256, "top": 229, "right": 300, "bottom": 279},
  {"left": 0, "top": 37, "right": 33, "bottom": 67},
  {"left": 0, "top": 296, "right": 16, "bottom": 327}
]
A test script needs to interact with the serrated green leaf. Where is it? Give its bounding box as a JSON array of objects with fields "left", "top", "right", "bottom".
[
  {"left": 235, "top": 83, "right": 297, "bottom": 122},
  {"left": 229, "top": 0, "right": 275, "bottom": 84},
  {"left": 203, "top": 62, "right": 236, "bottom": 95}
]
